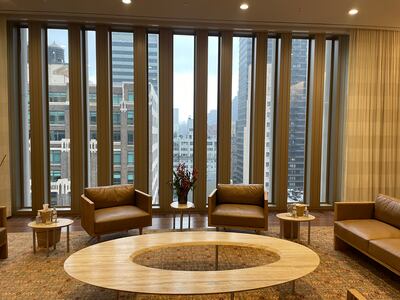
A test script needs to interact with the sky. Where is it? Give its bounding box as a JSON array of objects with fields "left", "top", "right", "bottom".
[{"left": 47, "top": 30, "right": 241, "bottom": 123}]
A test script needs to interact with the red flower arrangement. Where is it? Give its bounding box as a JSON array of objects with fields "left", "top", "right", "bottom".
[{"left": 171, "top": 163, "right": 198, "bottom": 204}]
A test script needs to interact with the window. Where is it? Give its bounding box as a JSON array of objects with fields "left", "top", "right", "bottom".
[
  {"left": 50, "top": 150, "right": 61, "bottom": 164},
  {"left": 47, "top": 28, "right": 71, "bottom": 207},
  {"left": 128, "top": 151, "right": 134, "bottom": 165},
  {"left": 127, "top": 171, "right": 134, "bottom": 184},
  {"left": 231, "top": 36, "right": 253, "bottom": 184},
  {"left": 265, "top": 38, "right": 278, "bottom": 202},
  {"left": 207, "top": 35, "right": 219, "bottom": 200},
  {"left": 113, "top": 171, "right": 121, "bottom": 184},
  {"left": 173, "top": 34, "right": 195, "bottom": 201},
  {"left": 113, "top": 152, "right": 121, "bottom": 165},
  {"left": 49, "top": 111, "right": 65, "bottom": 124},
  {"left": 287, "top": 39, "right": 309, "bottom": 203},
  {"left": 148, "top": 33, "right": 160, "bottom": 206},
  {"left": 20, "top": 27, "right": 31, "bottom": 208},
  {"left": 112, "top": 31, "right": 134, "bottom": 185},
  {"left": 89, "top": 111, "right": 96, "bottom": 125}
]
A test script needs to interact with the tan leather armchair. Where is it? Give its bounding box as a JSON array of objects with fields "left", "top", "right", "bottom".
[
  {"left": 81, "top": 184, "right": 152, "bottom": 241},
  {"left": 0, "top": 206, "right": 8, "bottom": 259},
  {"left": 208, "top": 184, "right": 268, "bottom": 232}
]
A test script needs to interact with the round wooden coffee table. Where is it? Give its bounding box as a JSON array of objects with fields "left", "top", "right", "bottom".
[
  {"left": 276, "top": 213, "right": 316, "bottom": 245},
  {"left": 28, "top": 218, "right": 73, "bottom": 257},
  {"left": 64, "top": 232, "right": 319, "bottom": 298},
  {"left": 170, "top": 201, "right": 195, "bottom": 230}
]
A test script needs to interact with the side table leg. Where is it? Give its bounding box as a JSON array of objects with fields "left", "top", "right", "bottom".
[
  {"left": 290, "top": 222, "right": 294, "bottom": 240},
  {"left": 46, "top": 230, "right": 49, "bottom": 257},
  {"left": 308, "top": 221, "right": 311, "bottom": 245},
  {"left": 53, "top": 229, "right": 56, "bottom": 250},
  {"left": 173, "top": 211, "right": 176, "bottom": 230},
  {"left": 180, "top": 211, "right": 183, "bottom": 231},
  {"left": 67, "top": 225, "right": 70, "bottom": 252},
  {"left": 279, "top": 220, "right": 283, "bottom": 239},
  {"left": 33, "top": 230, "right": 36, "bottom": 254},
  {"left": 231, "top": 292, "right": 234, "bottom": 300},
  {"left": 291, "top": 280, "right": 296, "bottom": 294},
  {"left": 188, "top": 210, "right": 191, "bottom": 229}
]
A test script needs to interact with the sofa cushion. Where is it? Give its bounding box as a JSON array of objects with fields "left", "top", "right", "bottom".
[
  {"left": 217, "top": 184, "right": 264, "bottom": 206},
  {"left": 85, "top": 184, "right": 135, "bottom": 210},
  {"left": 94, "top": 205, "right": 150, "bottom": 234},
  {"left": 369, "top": 239, "right": 400, "bottom": 273},
  {"left": 375, "top": 194, "right": 400, "bottom": 229},
  {"left": 334, "top": 219, "right": 400, "bottom": 252},
  {"left": 0, "top": 227, "right": 6, "bottom": 246},
  {"left": 211, "top": 204, "right": 265, "bottom": 228}
]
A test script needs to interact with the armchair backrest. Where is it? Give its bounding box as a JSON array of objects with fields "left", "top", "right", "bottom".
[
  {"left": 375, "top": 194, "right": 400, "bottom": 229},
  {"left": 84, "top": 184, "right": 135, "bottom": 210},
  {"left": 217, "top": 184, "right": 264, "bottom": 206}
]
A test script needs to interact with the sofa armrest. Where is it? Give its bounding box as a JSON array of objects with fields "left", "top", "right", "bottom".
[
  {"left": 80, "top": 195, "right": 95, "bottom": 236},
  {"left": 0, "top": 206, "right": 6, "bottom": 228},
  {"left": 334, "top": 202, "right": 375, "bottom": 221},
  {"left": 135, "top": 190, "right": 152, "bottom": 215},
  {"left": 263, "top": 192, "right": 269, "bottom": 230}
]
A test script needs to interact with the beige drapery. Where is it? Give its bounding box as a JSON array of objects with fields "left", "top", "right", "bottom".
[{"left": 343, "top": 29, "right": 400, "bottom": 201}]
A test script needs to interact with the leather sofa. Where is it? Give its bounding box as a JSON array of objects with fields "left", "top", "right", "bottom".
[
  {"left": 208, "top": 184, "right": 268, "bottom": 232},
  {"left": 334, "top": 194, "right": 400, "bottom": 275},
  {"left": 0, "top": 206, "right": 8, "bottom": 259},
  {"left": 81, "top": 184, "right": 152, "bottom": 241}
]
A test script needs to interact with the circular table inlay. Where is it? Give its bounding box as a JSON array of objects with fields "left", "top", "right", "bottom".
[{"left": 132, "top": 244, "right": 280, "bottom": 271}]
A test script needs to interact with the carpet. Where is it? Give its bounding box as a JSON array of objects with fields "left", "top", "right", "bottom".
[{"left": 1, "top": 226, "right": 400, "bottom": 300}]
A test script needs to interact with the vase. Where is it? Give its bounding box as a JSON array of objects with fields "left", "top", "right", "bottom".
[{"left": 178, "top": 193, "right": 188, "bottom": 204}]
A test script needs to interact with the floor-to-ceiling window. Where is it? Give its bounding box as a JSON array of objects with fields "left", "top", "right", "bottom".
[
  {"left": 148, "top": 33, "right": 160, "bottom": 206},
  {"left": 111, "top": 32, "right": 134, "bottom": 185},
  {"left": 206, "top": 35, "right": 219, "bottom": 198},
  {"left": 20, "top": 27, "right": 31, "bottom": 208},
  {"left": 287, "top": 38, "right": 310, "bottom": 203},
  {"left": 85, "top": 30, "right": 97, "bottom": 187},
  {"left": 265, "top": 37, "right": 278, "bottom": 202},
  {"left": 231, "top": 36, "right": 253, "bottom": 184},
  {"left": 47, "top": 28, "right": 71, "bottom": 207},
  {"left": 173, "top": 34, "right": 195, "bottom": 200}
]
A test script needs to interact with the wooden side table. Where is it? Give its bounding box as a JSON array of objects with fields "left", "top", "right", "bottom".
[
  {"left": 28, "top": 218, "right": 74, "bottom": 257},
  {"left": 170, "top": 202, "right": 195, "bottom": 231},
  {"left": 276, "top": 213, "right": 315, "bottom": 245}
]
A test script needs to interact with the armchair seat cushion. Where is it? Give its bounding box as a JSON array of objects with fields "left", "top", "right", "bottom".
[
  {"left": 0, "top": 227, "right": 6, "bottom": 246},
  {"left": 335, "top": 219, "right": 400, "bottom": 252},
  {"left": 95, "top": 205, "right": 150, "bottom": 234},
  {"left": 211, "top": 204, "right": 265, "bottom": 228},
  {"left": 369, "top": 239, "right": 400, "bottom": 272}
]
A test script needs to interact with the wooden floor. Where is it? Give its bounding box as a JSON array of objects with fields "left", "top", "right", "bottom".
[{"left": 6, "top": 211, "right": 334, "bottom": 233}]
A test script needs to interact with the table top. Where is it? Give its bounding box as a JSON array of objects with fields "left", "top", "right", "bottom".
[
  {"left": 28, "top": 218, "right": 74, "bottom": 229},
  {"left": 276, "top": 213, "right": 316, "bottom": 222},
  {"left": 170, "top": 201, "right": 195, "bottom": 210},
  {"left": 64, "top": 231, "right": 320, "bottom": 295}
]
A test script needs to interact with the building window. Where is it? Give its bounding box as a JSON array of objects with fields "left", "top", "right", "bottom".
[
  {"left": 231, "top": 36, "right": 253, "bottom": 184},
  {"left": 113, "top": 171, "right": 121, "bottom": 185},
  {"left": 127, "top": 151, "right": 134, "bottom": 165},
  {"left": 50, "top": 150, "right": 61, "bottom": 165},
  {"left": 47, "top": 28, "right": 71, "bottom": 207},
  {"left": 264, "top": 38, "right": 278, "bottom": 202},
  {"left": 287, "top": 38, "right": 310, "bottom": 203},
  {"left": 148, "top": 33, "right": 160, "bottom": 206},
  {"left": 127, "top": 171, "right": 134, "bottom": 184},
  {"left": 113, "top": 152, "right": 121, "bottom": 165},
  {"left": 19, "top": 27, "right": 32, "bottom": 208},
  {"left": 173, "top": 34, "right": 195, "bottom": 201},
  {"left": 207, "top": 35, "right": 219, "bottom": 200},
  {"left": 112, "top": 31, "right": 134, "bottom": 185}
]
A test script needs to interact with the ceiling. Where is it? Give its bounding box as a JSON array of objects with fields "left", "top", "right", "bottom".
[{"left": 0, "top": 0, "right": 398, "bottom": 32}]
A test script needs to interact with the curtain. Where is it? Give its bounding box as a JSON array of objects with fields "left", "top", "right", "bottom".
[{"left": 343, "top": 29, "right": 400, "bottom": 201}]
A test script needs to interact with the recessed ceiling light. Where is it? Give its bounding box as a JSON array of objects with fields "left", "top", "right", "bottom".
[
  {"left": 348, "top": 8, "right": 359, "bottom": 15},
  {"left": 240, "top": 3, "right": 249, "bottom": 10},
  {"left": 122, "top": 0, "right": 132, "bottom": 4}
]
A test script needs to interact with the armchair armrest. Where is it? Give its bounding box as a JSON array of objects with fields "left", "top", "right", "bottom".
[
  {"left": 80, "top": 195, "right": 95, "bottom": 236},
  {"left": 135, "top": 190, "right": 152, "bottom": 215},
  {"left": 0, "top": 206, "right": 6, "bottom": 228},
  {"left": 334, "top": 202, "right": 375, "bottom": 221}
]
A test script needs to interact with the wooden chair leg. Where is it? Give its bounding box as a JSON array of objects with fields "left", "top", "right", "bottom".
[
  {"left": 139, "top": 228, "right": 143, "bottom": 235},
  {"left": 0, "top": 243, "right": 8, "bottom": 259}
]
